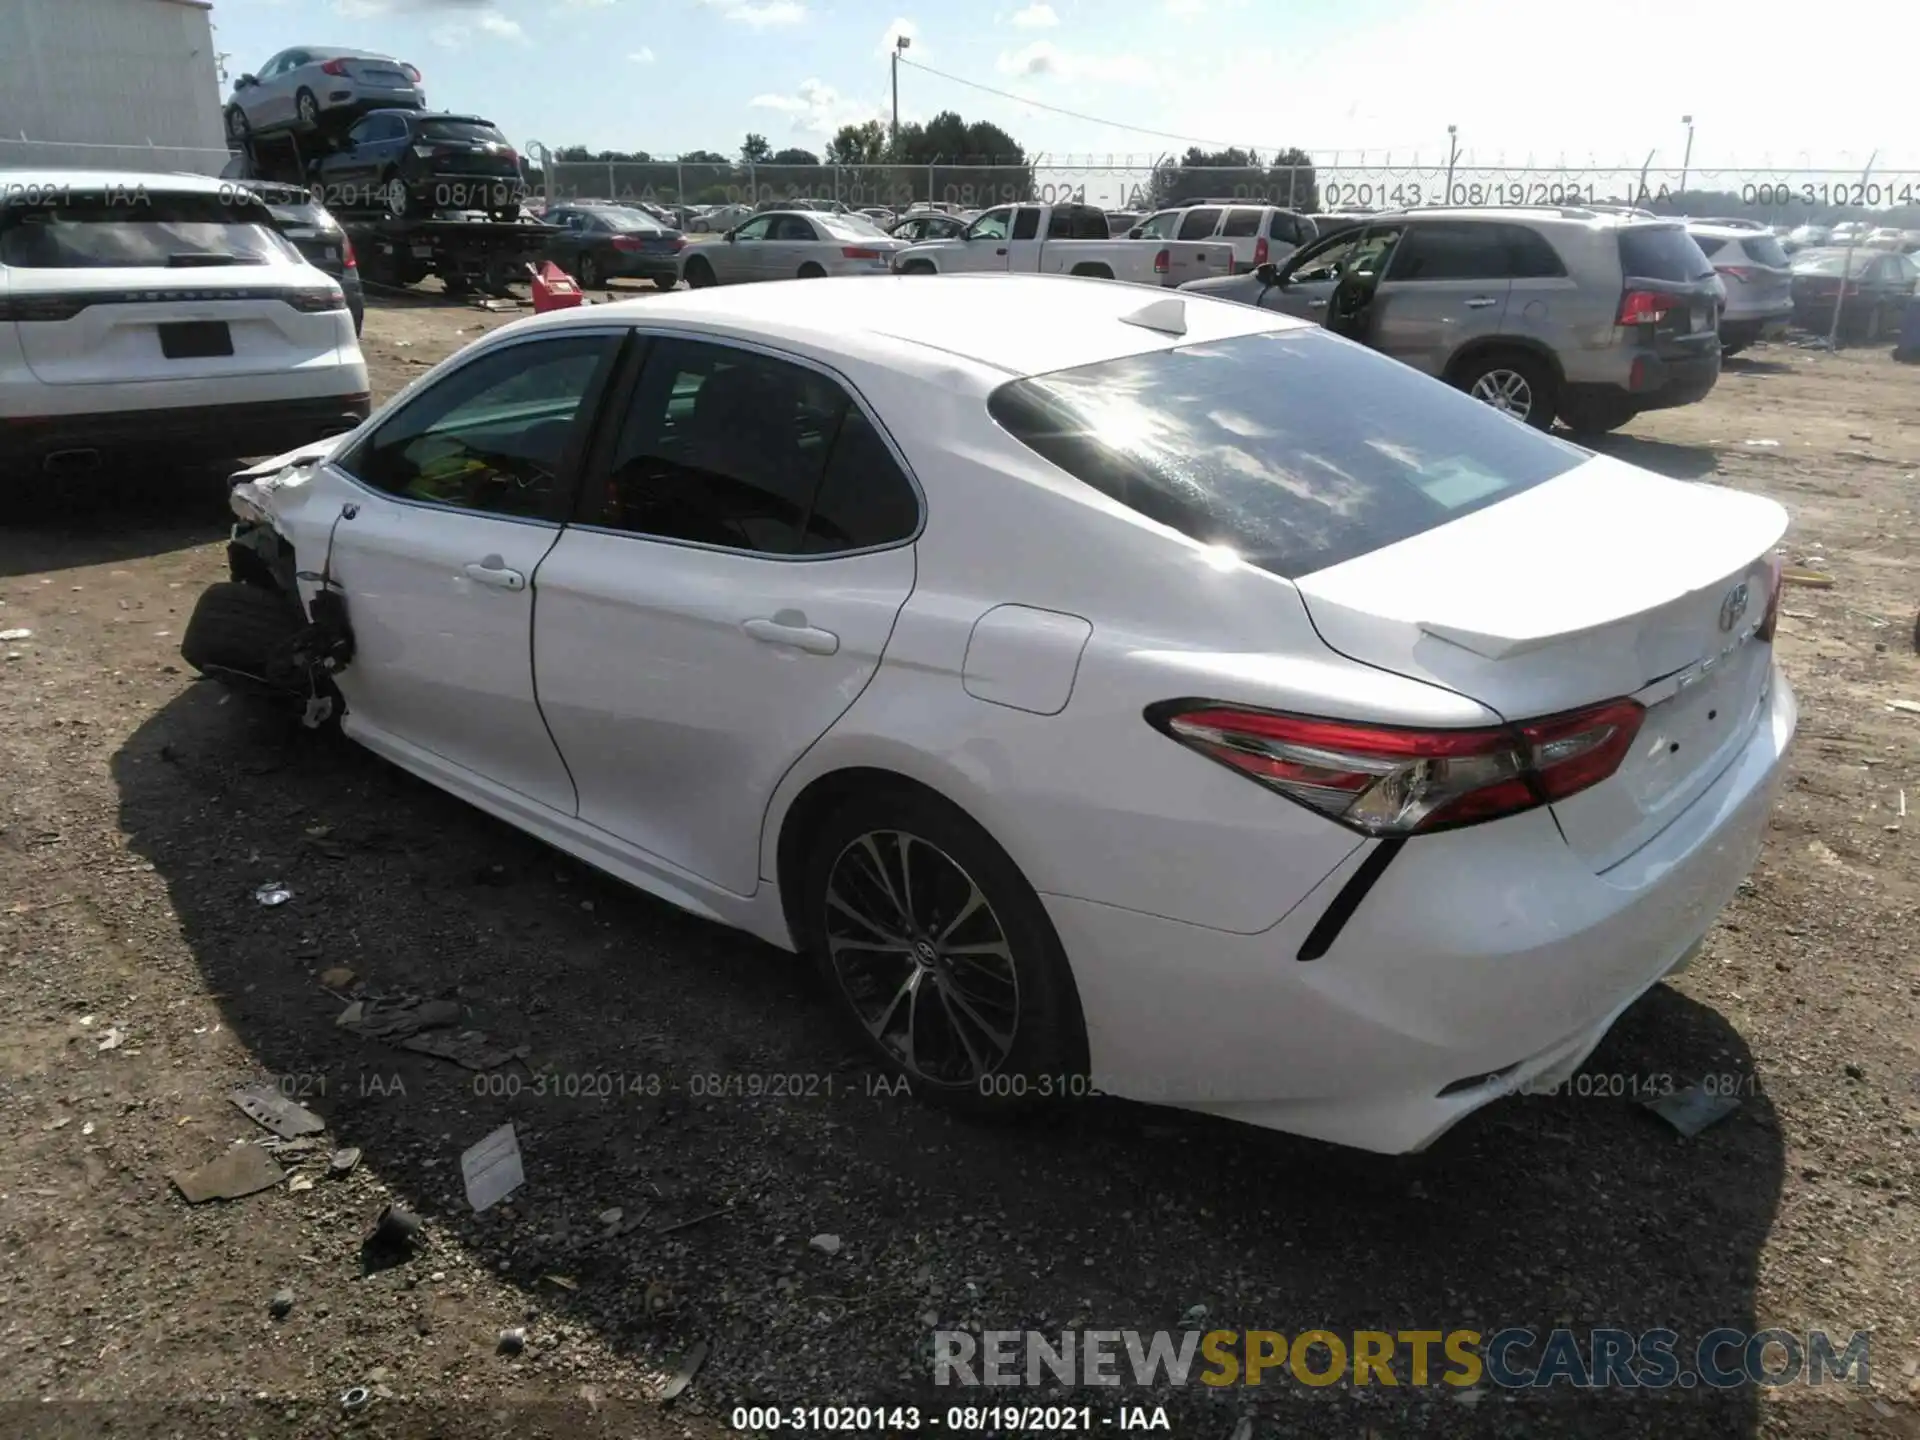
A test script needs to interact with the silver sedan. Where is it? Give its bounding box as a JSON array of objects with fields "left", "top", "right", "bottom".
[{"left": 678, "top": 210, "right": 907, "bottom": 287}]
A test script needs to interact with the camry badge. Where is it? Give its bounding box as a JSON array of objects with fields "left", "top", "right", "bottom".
[{"left": 1719, "top": 582, "right": 1750, "bottom": 633}]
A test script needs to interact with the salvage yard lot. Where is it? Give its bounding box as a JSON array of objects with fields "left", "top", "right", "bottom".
[{"left": 1, "top": 289, "right": 1917, "bottom": 1440}]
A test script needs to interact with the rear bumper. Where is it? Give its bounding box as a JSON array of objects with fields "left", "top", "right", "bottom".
[
  {"left": 2, "top": 392, "right": 371, "bottom": 476},
  {"left": 1051, "top": 666, "right": 1796, "bottom": 1154}
]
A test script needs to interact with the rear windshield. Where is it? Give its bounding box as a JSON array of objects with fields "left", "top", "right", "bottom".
[
  {"left": 1793, "top": 250, "right": 1880, "bottom": 277},
  {"left": 419, "top": 119, "right": 508, "bottom": 145},
  {"left": 1220, "top": 208, "right": 1263, "bottom": 237},
  {"left": 1617, "top": 225, "right": 1713, "bottom": 281},
  {"left": 986, "top": 329, "right": 1585, "bottom": 578},
  {"left": 819, "top": 214, "right": 886, "bottom": 239},
  {"left": 0, "top": 193, "right": 294, "bottom": 269},
  {"left": 1743, "top": 234, "right": 1790, "bottom": 267},
  {"left": 589, "top": 207, "right": 665, "bottom": 233}
]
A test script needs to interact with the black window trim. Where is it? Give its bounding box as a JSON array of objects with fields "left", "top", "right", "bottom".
[
  {"left": 563, "top": 326, "right": 927, "bottom": 562},
  {"left": 330, "top": 326, "right": 633, "bottom": 528}
]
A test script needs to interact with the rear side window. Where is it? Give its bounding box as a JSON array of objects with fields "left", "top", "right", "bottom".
[
  {"left": 0, "top": 192, "right": 292, "bottom": 268},
  {"left": 1618, "top": 225, "right": 1713, "bottom": 281},
  {"left": 1177, "top": 207, "right": 1222, "bottom": 240},
  {"left": 986, "top": 329, "right": 1584, "bottom": 578},
  {"left": 1220, "top": 208, "right": 1262, "bottom": 238},
  {"left": 1744, "top": 235, "right": 1790, "bottom": 268},
  {"left": 1070, "top": 207, "right": 1109, "bottom": 239},
  {"left": 802, "top": 408, "right": 921, "bottom": 553},
  {"left": 1691, "top": 234, "right": 1727, "bottom": 258},
  {"left": 1269, "top": 212, "right": 1310, "bottom": 244},
  {"left": 1012, "top": 208, "right": 1041, "bottom": 241}
]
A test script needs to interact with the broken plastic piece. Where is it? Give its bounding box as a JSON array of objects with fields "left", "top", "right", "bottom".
[
  {"left": 1641, "top": 1084, "right": 1740, "bottom": 1138},
  {"left": 461, "top": 1123, "right": 525, "bottom": 1213},
  {"left": 230, "top": 1083, "right": 326, "bottom": 1139},
  {"left": 254, "top": 881, "right": 293, "bottom": 906},
  {"left": 172, "top": 1144, "right": 286, "bottom": 1204}
]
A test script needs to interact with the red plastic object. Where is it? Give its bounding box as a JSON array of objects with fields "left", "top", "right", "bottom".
[{"left": 532, "top": 261, "right": 585, "bottom": 312}]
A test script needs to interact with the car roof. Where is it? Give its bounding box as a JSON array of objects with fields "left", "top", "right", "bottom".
[
  {"left": 509, "top": 274, "right": 1311, "bottom": 380},
  {"left": 1685, "top": 223, "right": 1772, "bottom": 239},
  {"left": 0, "top": 168, "right": 234, "bottom": 194},
  {"left": 286, "top": 46, "right": 398, "bottom": 59}
]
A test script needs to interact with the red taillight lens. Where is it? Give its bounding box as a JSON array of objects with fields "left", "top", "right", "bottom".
[
  {"left": 1154, "top": 247, "right": 1170, "bottom": 274},
  {"left": 287, "top": 285, "right": 347, "bottom": 313},
  {"left": 1252, "top": 235, "right": 1269, "bottom": 269},
  {"left": 1756, "top": 553, "right": 1784, "bottom": 642},
  {"left": 1616, "top": 289, "right": 1674, "bottom": 325},
  {"left": 1717, "top": 265, "right": 1756, "bottom": 283},
  {"left": 341, "top": 236, "right": 357, "bottom": 270},
  {"left": 841, "top": 246, "right": 882, "bottom": 259},
  {"left": 320, "top": 58, "right": 350, "bottom": 77},
  {"left": 611, "top": 235, "right": 644, "bottom": 252},
  {"left": 403, "top": 64, "right": 422, "bottom": 82},
  {"left": 669, "top": 236, "right": 685, "bottom": 251},
  {"left": 1149, "top": 699, "right": 1646, "bottom": 836}
]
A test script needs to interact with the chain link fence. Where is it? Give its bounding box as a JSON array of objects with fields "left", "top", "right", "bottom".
[{"left": 0, "top": 136, "right": 234, "bottom": 175}]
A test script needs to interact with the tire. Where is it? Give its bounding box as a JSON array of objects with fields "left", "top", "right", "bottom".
[
  {"left": 1557, "top": 394, "right": 1638, "bottom": 436},
  {"left": 683, "top": 256, "right": 717, "bottom": 289},
  {"left": 1864, "top": 305, "right": 1884, "bottom": 343},
  {"left": 797, "top": 262, "right": 826, "bottom": 278},
  {"left": 382, "top": 174, "right": 409, "bottom": 219},
  {"left": 900, "top": 260, "right": 937, "bottom": 275},
  {"left": 179, "top": 581, "right": 306, "bottom": 689},
  {"left": 801, "top": 786, "right": 1087, "bottom": 1113},
  {"left": 225, "top": 106, "right": 251, "bottom": 142},
  {"left": 652, "top": 274, "right": 678, "bottom": 291},
  {"left": 1453, "top": 348, "right": 1556, "bottom": 429},
  {"left": 576, "top": 252, "right": 603, "bottom": 289},
  {"left": 1721, "top": 341, "right": 1750, "bottom": 358},
  {"left": 295, "top": 88, "right": 320, "bottom": 130}
]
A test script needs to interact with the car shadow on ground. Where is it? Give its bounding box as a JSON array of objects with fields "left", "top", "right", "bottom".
[
  {"left": 1576, "top": 432, "right": 1722, "bottom": 481},
  {"left": 1721, "top": 356, "right": 1797, "bottom": 376},
  {"left": 0, "top": 467, "right": 234, "bottom": 578},
  {"left": 111, "top": 685, "right": 1785, "bottom": 1436}
]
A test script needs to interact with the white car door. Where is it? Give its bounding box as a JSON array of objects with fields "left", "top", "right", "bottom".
[
  {"left": 961, "top": 207, "right": 1016, "bottom": 271},
  {"left": 720, "top": 213, "right": 774, "bottom": 283},
  {"left": 532, "top": 334, "right": 921, "bottom": 896},
  {"left": 763, "top": 213, "right": 820, "bottom": 279},
  {"left": 319, "top": 329, "right": 627, "bottom": 813}
]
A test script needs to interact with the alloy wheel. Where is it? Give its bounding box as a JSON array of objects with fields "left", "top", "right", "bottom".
[
  {"left": 822, "top": 830, "right": 1021, "bottom": 1087},
  {"left": 1469, "top": 367, "right": 1534, "bottom": 420},
  {"left": 297, "top": 92, "right": 319, "bottom": 127},
  {"left": 385, "top": 178, "right": 408, "bottom": 217}
]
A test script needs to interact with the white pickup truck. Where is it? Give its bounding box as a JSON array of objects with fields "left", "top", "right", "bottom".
[{"left": 890, "top": 201, "right": 1231, "bottom": 287}]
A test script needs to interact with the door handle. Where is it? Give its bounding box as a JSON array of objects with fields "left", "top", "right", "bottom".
[
  {"left": 1307, "top": 297, "right": 1327, "bottom": 309},
  {"left": 463, "top": 558, "right": 526, "bottom": 591},
  {"left": 995, "top": 247, "right": 1007, "bottom": 256},
  {"left": 1464, "top": 296, "right": 1499, "bottom": 309},
  {"left": 743, "top": 614, "right": 840, "bottom": 656}
]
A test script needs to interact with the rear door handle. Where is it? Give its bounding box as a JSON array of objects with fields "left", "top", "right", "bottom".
[
  {"left": 995, "top": 247, "right": 1007, "bottom": 256},
  {"left": 463, "top": 558, "right": 526, "bottom": 591},
  {"left": 743, "top": 614, "right": 840, "bottom": 656},
  {"left": 1464, "top": 296, "right": 1499, "bottom": 309},
  {"left": 1306, "top": 297, "right": 1327, "bottom": 309}
]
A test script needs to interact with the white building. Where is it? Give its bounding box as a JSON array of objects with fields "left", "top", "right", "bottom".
[{"left": 0, "top": 0, "right": 228, "bottom": 175}]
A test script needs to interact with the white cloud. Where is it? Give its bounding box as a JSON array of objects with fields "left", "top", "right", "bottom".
[
  {"left": 427, "top": 7, "right": 524, "bottom": 46},
  {"left": 628, "top": 47, "right": 655, "bottom": 62},
  {"left": 997, "top": 41, "right": 1152, "bottom": 85},
  {"left": 1009, "top": 3, "right": 1058, "bottom": 26},
  {"left": 702, "top": 0, "right": 807, "bottom": 27},
  {"left": 478, "top": 11, "right": 525, "bottom": 38},
  {"left": 750, "top": 78, "right": 882, "bottom": 137}
]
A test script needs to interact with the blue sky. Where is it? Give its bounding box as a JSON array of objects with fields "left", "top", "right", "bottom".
[{"left": 212, "top": 0, "right": 1915, "bottom": 174}]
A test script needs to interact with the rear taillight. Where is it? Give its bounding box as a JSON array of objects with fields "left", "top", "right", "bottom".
[
  {"left": 841, "top": 246, "right": 882, "bottom": 259},
  {"left": 403, "top": 64, "right": 422, "bottom": 82},
  {"left": 341, "top": 236, "right": 357, "bottom": 270},
  {"left": 320, "top": 58, "right": 350, "bottom": 77},
  {"left": 1252, "top": 235, "right": 1269, "bottom": 268},
  {"left": 1147, "top": 698, "right": 1646, "bottom": 836},
  {"left": 287, "top": 285, "right": 347, "bottom": 313},
  {"left": 1716, "top": 265, "right": 1756, "bottom": 283},
  {"left": 1616, "top": 289, "right": 1675, "bottom": 325},
  {"left": 1154, "top": 247, "right": 1170, "bottom": 274},
  {"left": 1756, "top": 554, "right": 1784, "bottom": 642},
  {"left": 669, "top": 236, "right": 685, "bottom": 251},
  {"left": 611, "top": 235, "right": 643, "bottom": 252},
  {"left": 0, "top": 295, "right": 87, "bottom": 322}
]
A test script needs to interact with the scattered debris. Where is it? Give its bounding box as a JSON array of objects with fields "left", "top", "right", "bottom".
[
  {"left": 230, "top": 1083, "right": 326, "bottom": 1140},
  {"left": 542, "top": 1273, "right": 578, "bottom": 1291},
  {"left": 0, "top": 628, "right": 31, "bottom": 641},
  {"left": 1225, "top": 1420, "right": 1254, "bottom": 1440},
  {"left": 253, "top": 881, "right": 293, "bottom": 906},
  {"left": 46, "top": 1117, "right": 70, "bottom": 1131},
  {"left": 1888, "top": 700, "right": 1920, "bottom": 716},
  {"left": 1741, "top": 439, "right": 1779, "bottom": 448},
  {"left": 320, "top": 966, "right": 357, "bottom": 989},
  {"left": 1845, "top": 1062, "right": 1866, "bottom": 1080},
  {"left": 658, "top": 1203, "right": 733, "bottom": 1235},
  {"left": 497, "top": 1326, "right": 527, "bottom": 1355},
  {"left": 1641, "top": 1084, "right": 1741, "bottom": 1139},
  {"left": 80, "top": 1120, "right": 94, "bottom": 1137},
  {"left": 270, "top": 1288, "right": 295, "bottom": 1319},
  {"left": 328, "top": 1147, "right": 362, "bottom": 1179},
  {"left": 1781, "top": 569, "right": 1834, "bottom": 589},
  {"left": 809, "top": 1233, "right": 843, "bottom": 1256},
  {"left": 400, "top": 1030, "right": 530, "bottom": 1071},
  {"left": 462, "top": 1123, "right": 525, "bottom": 1212},
  {"left": 95, "top": 1027, "right": 126, "bottom": 1052},
  {"left": 597, "top": 1207, "right": 623, "bottom": 1227},
  {"left": 659, "top": 1339, "right": 710, "bottom": 1403},
  {"left": 172, "top": 1144, "right": 286, "bottom": 1204},
  {"left": 340, "top": 1386, "right": 371, "bottom": 1412},
  {"left": 366, "top": 1203, "right": 423, "bottom": 1253},
  {"left": 289, "top": 1174, "right": 315, "bottom": 1193},
  {"left": 336, "top": 995, "right": 461, "bottom": 1039}
]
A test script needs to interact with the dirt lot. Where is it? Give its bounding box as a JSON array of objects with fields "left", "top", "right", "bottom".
[{"left": 1, "top": 284, "right": 1917, "bottom": 1440}]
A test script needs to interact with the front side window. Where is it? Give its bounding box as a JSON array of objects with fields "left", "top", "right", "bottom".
[
  {"left": 967, "top": 208, "right": 1013, "bottom": 242},
  {"left": 732, "top": 215, "right": 774, "bottom": 241},
  {"left": 987, "top": 328, "right": 1583, "bottom": 578},
  {"left": 1136, "top": 210, "right": 1180, "bottom": 240},
  {"left": 339, "top": 335, "right": 614, "bottom": 518}
]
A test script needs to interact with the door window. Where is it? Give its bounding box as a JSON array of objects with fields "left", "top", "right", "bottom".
[
  {"left": 1012, "top": 208, "right": 1042, "bottom": 240},
  {"left": 732, "top": 215, "right": 773, "bottom": 241},
  {"left": 1220, "top": 208, "right": 1262, "bottom": 238},
  {"left": 1136, "top": 210, "right": 1180, "bottom": 240},
  {"left": 1284, "top": 231, "right": 1369, "bottom": 285},
  {"left": 1177, "top": 207, "right": 1223, "bottom": 240},
  {"left": 589, "top": 340, "right": 917, "bottom": 556},
  {"left": 966, "top": 208, "right": 1013, "bottom": 241},
  {"left": 338, "top": 335, "right": 615, "bottom": 518},
  {"left": 1387, "top": 221, "right": 1555, "bottom": 281},
  {"left": 771, "top": 215, "right": 818, "bottom": 241}
]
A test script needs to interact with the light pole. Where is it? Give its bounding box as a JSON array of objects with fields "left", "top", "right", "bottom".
[
  {"left": 891, "top": 35, "right": 911, "bottom": 153},
  {"left": 1678, "top": 114, "right": 1694, "bottom": 199},
  {"left": 1445, "top": 124, "right": 1458, "bottom": 204}
]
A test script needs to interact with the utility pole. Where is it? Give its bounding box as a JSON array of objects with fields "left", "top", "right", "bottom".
[
  {"left": 1444, "top": 124, "right": 1458, "bottom": 203},
  {"left": 1678, "top": 114, "right": 1694, "bottom": 198},
  {"left": 891, "top": 35, "right": 911, "bottom": 153}
]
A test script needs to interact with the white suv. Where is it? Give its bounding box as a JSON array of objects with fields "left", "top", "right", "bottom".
[
  {"left": 1130, "top": 203, "right": 1318, "bottom": 279},
  {"left": 1686, "top": 222, "right": 1794, "bottom": 356},
  {"left": 1, "top": 170, "right": 369, "bottom": 481}
]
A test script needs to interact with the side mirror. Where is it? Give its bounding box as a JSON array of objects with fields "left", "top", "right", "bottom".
[
  {"left": 1255, "top": 261, "right": 1279, "bottom": 285},
  {"left": 726, "top": 231, "right": 737, "bottom": 243},
  {"left": 237, "top": 74, "right": 259, "bottom": 89},
  {"left": 1127, "top": 227, "right": 1144, "bottom": 239}
]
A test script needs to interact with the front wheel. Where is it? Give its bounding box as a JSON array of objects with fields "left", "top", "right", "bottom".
[
  {"left": 295, "top": 88, "right": 320, "bottom": 131},
  {"left": 576, "top": 252, "right": 603, "bottom": 289},
  {"left": 1455, "top": 350, "right": 1555, "bottom": 430},
  {"left": 382, "top": 174, "right": 409, "bottom": 218},
  {"left": 225, "top": 106, "right": 251, "bottom": 142},
  {"left": 683, "top": 256, "right": 716, "bottom": 288},
  {"left": 1557, "top": 393, "right": 1638, "bottom": 436},
  {"left": 802, "top": 789, "right": 1087, "bottom": 1112},
  {"left": 652, "top": 274, "right": 678, "bottom": 291}
]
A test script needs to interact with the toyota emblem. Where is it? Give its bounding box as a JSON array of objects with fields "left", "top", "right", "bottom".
[{"left": 1719, "top": 582, "right": 1750, "bottom": 633}]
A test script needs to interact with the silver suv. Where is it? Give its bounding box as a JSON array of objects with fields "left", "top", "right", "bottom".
[{"left": 1180, "top": 206, "right": 1723, "bottom": 434}]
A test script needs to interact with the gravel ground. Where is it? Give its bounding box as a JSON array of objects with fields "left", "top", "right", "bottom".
[{"left": 1, "top": 283, "right": 1917, "bottom": 1440}]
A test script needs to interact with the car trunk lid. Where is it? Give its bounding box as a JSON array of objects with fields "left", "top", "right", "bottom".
[{"left": 1292, "top": 454, "right": 1787, "bottom": 871}]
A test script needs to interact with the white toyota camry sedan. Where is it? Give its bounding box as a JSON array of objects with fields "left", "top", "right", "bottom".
[{"left": 184, "top": 274, "right": 1797, "bottom": 1154}]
